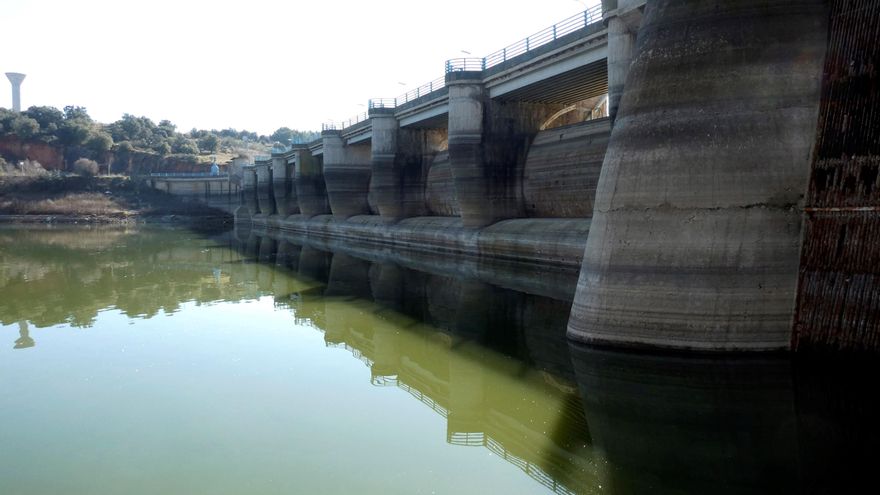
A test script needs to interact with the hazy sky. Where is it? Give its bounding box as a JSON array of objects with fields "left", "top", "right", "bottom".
[{"left": 3, "top": 0, "right": 600, "bottom": 135}]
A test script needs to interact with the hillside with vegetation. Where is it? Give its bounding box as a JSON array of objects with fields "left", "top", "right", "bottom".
[{"left": 0, "top": 105, "right": 318, "bottom": 176}]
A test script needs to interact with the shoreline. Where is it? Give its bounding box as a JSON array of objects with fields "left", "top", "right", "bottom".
[{"left": 0, "top": 213, "right": 233, "bottom": 226}]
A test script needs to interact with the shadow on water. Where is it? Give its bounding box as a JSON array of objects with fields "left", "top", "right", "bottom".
[
  {"left": 568, "top": 344, "right": 880, "bottom": 495},
  {"left": 1, "top": 223, "right": 876, "bottom": 494}
]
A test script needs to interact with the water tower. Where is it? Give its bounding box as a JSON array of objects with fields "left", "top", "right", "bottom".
[{"left": 5, "top": 73, "right": 26, "bottom": 112}]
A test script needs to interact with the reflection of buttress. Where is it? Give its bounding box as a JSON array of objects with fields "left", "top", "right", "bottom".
[{"left": 14, "top": 321, "right": 34, "bottom": 349}]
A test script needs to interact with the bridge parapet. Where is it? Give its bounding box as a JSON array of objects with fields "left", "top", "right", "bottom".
[{"left": 444, "top": 5, "right": 603, "bottom": 77}]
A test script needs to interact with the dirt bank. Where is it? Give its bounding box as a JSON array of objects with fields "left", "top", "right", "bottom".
[{"left": 0, "top": 176, "right": 232, "bottom": 225}]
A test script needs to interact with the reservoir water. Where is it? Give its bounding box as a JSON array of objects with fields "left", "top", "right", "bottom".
[{"left": 0, "top": 225, "right": 875, "bottom": 494}]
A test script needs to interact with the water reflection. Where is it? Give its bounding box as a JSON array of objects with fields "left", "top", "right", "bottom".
[
  {"left": 0, "top": 225, "right": 256, "bottom": 331},
  {"left": 14, "top": 321, "right": 34, "bottom": 349},
  {"left": 234, "top": 226, "right": 594, "bottom": 493},
  {"left": 0, "top": 225, "right": 876, "bottom": 495}
]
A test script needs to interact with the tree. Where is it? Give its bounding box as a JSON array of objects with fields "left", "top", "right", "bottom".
[
  {"left": 85, "top": 132, "right": 113, "bottom": 155},
  {"left": 109, "top": 114, "right": 160, "bottom": 149},
  {"left": 24, "top": 106, "right": 64, "bottom": 135},
  {"left": 188, "top": 128, "right": 211, "bottom": 140},
  {"left": 63, "top": 105, "right": 92, "bottom": 122},
  {"left": 198, "top": 133, "right": 220, "bottom": 153},
  {"left": 115, "top": 141, "right": 134, "bottom": 153},
  {"left": 10, "top": 116, "right": 40, "bottom": 139},
  {"left": 270, "top": 127, "right": 294, "bottom": 144},
  {"left": 171, "top": 135, "right": 199, "bottom": 155},
  {"left": 155, "top": 142, "right": 171, "bottom": 156},
  {"left": 57, "top": 119, "right": 92, "bottom": 147},
  {"left": 158, "top": 119, "right": 176, "bottom": 133}
]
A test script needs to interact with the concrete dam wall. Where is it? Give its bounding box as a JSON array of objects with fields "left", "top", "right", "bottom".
[
  {"left": 567, "top": 0, "right": 879, "bottom": 352},
  {"left": 231, "top": 0, "right": 878, "bottom": 353},
  {"left": 241, "top": 116, "right": 609, "bottom": 270}
]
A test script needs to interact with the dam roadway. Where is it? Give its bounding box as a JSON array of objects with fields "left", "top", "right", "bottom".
[{"left": 191, "top": 0, "right": 879, "bottom": 353}]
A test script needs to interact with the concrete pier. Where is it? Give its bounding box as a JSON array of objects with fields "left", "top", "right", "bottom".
[
  {"left": 271, "top": 153, "right": 299, "bottom": 217},
  {"left": 602, "top": 1, "right": 642, "bottom": 122},
  {"left": 446, "top": 73, "right": 492, "bottom": 227},
  {"left": 369, "top": 107, "right": 400, "bottom": 217},
  {"left": 567, "top": 0, "right": 829, "bottom": 351},
  {"left": 254, "top": 158, "right": 276, "bottom": 217},
  {"left": 293, "top": 145, "right": 331, "bottom": 217},
  {"left": 370, "top": 107, "right": 439, "bottom": 219},
  {"left": 239, "top": 166, "right": 260, "bottom": 218},
  {"left": 322, "top": 130, "right": 372, "bottom": 217}
]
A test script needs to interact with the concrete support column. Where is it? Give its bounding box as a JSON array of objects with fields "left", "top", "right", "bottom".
[
  {"left": 448, "top": 72, "right": 563, "bottom": 227},
  {"left": 271, "top": 154, "right": 299, "bottom": 217},
  {"left": 254, "top": 160, "right": 276, "bottom": 216},
  {"left": 370, "top": 108, "right": 401, "bottom": 217},
  {"left": 447, "top": 73, "right": 493, "bottom": 227},
  {"left": 293, "top": 146, "right": 331, "bottom": 217},
  {"left": 240, "top": 165, "right": 259, "bottom": 217},
  {"left": 567, "top": 0, "right": 828, "bottom": 351},
  {"left": 606, "top": 15, "right": 638, "bottom": 123},
  {"left": 371, "top": 108, "right": 431, "bottom": 218},
  {"left": 604, "top": 0, "right": 644, "bottom": 123},
  {"left": 323, "top": 130, "right": 372, "bottom": 217}
]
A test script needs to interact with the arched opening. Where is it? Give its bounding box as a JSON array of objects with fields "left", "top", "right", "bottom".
[{"left": 539, "top": 94, "right": 609, "bottom": 130}]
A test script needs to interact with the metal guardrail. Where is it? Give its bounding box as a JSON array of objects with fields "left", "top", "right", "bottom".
[
  {"left": 366, "top": 75, "right": 447, "bottom": 112},
  {"left": 149, "top": 172, "right": 229, "bottom": 178},
  {"left": 394, "top": 76, "right": 446, "bottom": 106},
  {"left": 327, "top": 6, "right": 603, "bottom": 130},
  {"left": 322, "top": 111, "right": 368, "bottom": 131},
  {"left": 448, "top": 5, "right": 603, "bottom": 72},
  {"left": 445, "top": 58, "right": 486, "bottom": 72},
  {"left": 368, "top": 98, "right": 397, "bottom": 109}
]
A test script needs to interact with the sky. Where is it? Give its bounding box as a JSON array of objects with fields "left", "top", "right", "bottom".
[{"left": 2, "top": 0, "right": 600, "bottom": 135}]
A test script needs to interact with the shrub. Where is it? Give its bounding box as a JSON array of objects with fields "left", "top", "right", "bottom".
[
  {"left": 0, "top": 158, "right": 48, "bottom": 176},
  {"left": 73, "top": 158, "right": 99, "bottom": 176}
]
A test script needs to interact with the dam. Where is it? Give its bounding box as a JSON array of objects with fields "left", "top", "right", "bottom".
[{"left": 179, "top": 0, "right": 879, "bottom": 353}]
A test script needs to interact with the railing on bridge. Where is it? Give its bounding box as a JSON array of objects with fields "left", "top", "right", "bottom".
[
  {"left": 364, "top": 76, "right": 448, "bottom": 112},
  {"left": 322, "top": 110, "right": 369, "bottom": 131},
  {"left": 394, "top": 76, "right": 447, "bottom": 107},
  {"left": 149, "top": 172, "right": 229, "bottom": 178},
  {"left": 447, "top": 4, "right": 603, "bottom": 73},
  {"left": 445, "top": 58, "right": 486, "bottom": 72},
  {"left": 369, "top": 98, "right": 397, "bottom": 109},
  {"left": 326, "top": 5, "right": 604, "bottom": 129}
]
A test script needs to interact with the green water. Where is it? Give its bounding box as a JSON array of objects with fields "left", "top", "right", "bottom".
[
  {"left": 0, "top": 226, "right": 592, "bottom": 495},
  {"left": 0, "top": 225, "right": 875, "bottom": 495}
]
